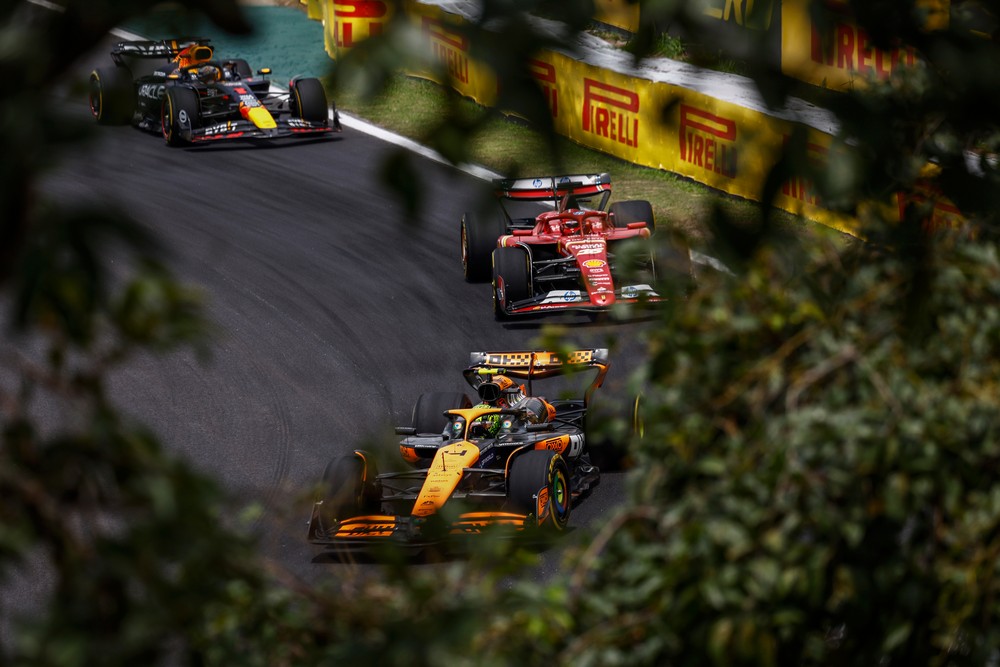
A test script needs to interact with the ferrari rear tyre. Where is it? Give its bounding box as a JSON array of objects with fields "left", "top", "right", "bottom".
[
  {"left": 161, "top": 87, "right": 200, "bottom": 146},
  {"left": 412, "top": 392, "right": 471, "bottom": 435},
  {"left": 317, "top": 451, "right": 381, "bottom": 532},
  {"left": 509, "top": 450, "right": 571, "bottom": 530},
  {"left": 89, "top": 66, "right": 134, "bottom": 125},
  {"left": 492, "top": 247, "right": 531, "bottom": 321},
  {"left": 291, "top": 77, "right": 329, "bottom": 123},
  {"left": 609, "top": 200, "right": 656, "bottom": 234},
  {"left": 461, "top": 211, "right": 505, "bottom": 283}
]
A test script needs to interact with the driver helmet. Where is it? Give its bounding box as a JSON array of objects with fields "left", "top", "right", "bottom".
[
  {"left": 478, "top": 374, "right": 516, "bottom": 406},
  {"left": 197, "top": 65, "right": 220, "bottom": 83},
  {"left": 174, "top": 44, "right": 214, "bottom": 69},
  {"left": 562, "top": 217, "right": 581, "bottom": 234}
]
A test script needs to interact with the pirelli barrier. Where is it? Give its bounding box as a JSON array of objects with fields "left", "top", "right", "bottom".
[{"left": 308, "top": 0, "right": 961, "bottom": 234}]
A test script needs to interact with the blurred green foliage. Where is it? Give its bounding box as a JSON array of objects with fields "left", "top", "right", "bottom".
[{"left": 3, "top": 0, "right": 1000, "bottom": 665}]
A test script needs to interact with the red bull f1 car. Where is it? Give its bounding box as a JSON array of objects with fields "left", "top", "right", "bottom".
[
  {"left": 461, "top": 173, "right": 681, "bottom": 319},
  {"left": 89, "top": 38, "right": 340, "bottom": 146},
  {"left": 307, "top": 349, "right": 614, "bottom": 552}
]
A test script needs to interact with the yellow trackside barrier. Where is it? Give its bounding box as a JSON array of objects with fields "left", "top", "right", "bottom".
[
  {"left": 592, "top": 0, "right": 640, "bottom": 33},
  {"left": 319, "top": 0, "right": 394, "bottom": 59},
  {"left": 403, "top": 2, "right": 500, "bottom": 106},
  {"left": 310, "top": 0, "right": 964, "bottom": 234}
]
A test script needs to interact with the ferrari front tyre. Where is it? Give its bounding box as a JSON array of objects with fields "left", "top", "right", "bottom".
[
  {"left": 290, "top": 77, "right": 329, "bottom": 124},
  {"left": 461, "top": 211, "right": 504, "bottom": 283},
  {"left": 412, "top": 392, "right": 472, "bottom": 435},
  {"left": 508, "top": 450, "right": 571, "bottom": 530},
  {"left": 161, "top": 87, "right": 200, "bottom": 146},
  {"left": 89, "top": 66, "right": 134, "bottom": 125},
  {"left": 491, "top": 247, "right": 531, "bottom": 321},
  {"left": 316, "top": 451, "right": 380, "bottom": 533},
  {"left": 609, "top": 200, "right": 656, "bottom": 234}
]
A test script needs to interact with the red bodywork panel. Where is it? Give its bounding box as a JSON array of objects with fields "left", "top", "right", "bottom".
[{"left": 498, "top": 209, "right": 653, "bottom": 311}]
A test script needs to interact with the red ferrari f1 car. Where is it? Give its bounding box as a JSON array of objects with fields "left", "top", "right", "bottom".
[
  {"left": 461, "top": 173, "right": 688, "bottom": 319},
  {"left": 89, "top": 38, "right": 340, "bottom": 145},
  {"left": 307, "top": 349, "right": 617, "bottom": 551}
]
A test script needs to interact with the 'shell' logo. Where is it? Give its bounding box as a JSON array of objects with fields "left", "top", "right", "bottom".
[
  {"left": 530, "top": 59, "right": 558, "bottom": 118},
  {"left": 679, "top": 105, "right": 737, "bottom": 178},
  {"left": 423, "top": 17, "right": 469, "bottom": 84},
  {"left": 333, "top": 0, "right": 388, "bottom": 48},
  {"left": 582, "top": 79, "right": 638, "bottom": 148}
]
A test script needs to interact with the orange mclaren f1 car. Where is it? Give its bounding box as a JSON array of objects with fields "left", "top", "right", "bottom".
[{"left": 307, "top": 349, "right": 617, "bottom": 551}]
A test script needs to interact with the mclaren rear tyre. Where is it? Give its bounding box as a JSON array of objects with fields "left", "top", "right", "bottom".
[
  {"left": 585, "top": 394, "right": 644, "bottom": 471},
  {"left": 291, "top": 77, "right": 329, "bottom": 124},
  {"left": 412, "top": 392, "right": 472, "bottom": 435},
  {"left": 316, "top": 451, "right": 381, "bottom": 534},
  {"left": 461, "top": 211, "right": 505, "bottom": 283},
  {"left": 161, "top": 87, "right": 201, "bottom": 147},
  {"left": 89, "top": 66, "right": 134, "bottom": 125},
  {"left": 609, "top": 200, "right": 656, "bottom": 234},
  {"left": 492, "top": 247, "right": 531, "bottom": 321},
  {"left": 508, "top": 450, "right": 571, "bottom": 530}
]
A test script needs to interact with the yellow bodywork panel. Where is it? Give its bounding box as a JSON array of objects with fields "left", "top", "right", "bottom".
[{"left": 412, "top": 442, "right": 480, "bottom": 517}]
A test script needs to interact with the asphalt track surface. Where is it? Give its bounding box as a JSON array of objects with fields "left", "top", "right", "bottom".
[{"left": 37, "top": 43, "right": 657, "bottom": 580}]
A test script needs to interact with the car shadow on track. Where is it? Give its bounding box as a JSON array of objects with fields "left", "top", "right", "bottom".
[
  {"left": 174, "top": 135, "right": 345, "bottom": 152},
  {"left": 310, "top": 528, "right": 575, "bottom": 566}
]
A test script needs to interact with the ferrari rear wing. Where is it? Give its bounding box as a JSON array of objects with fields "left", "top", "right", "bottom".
[
  {"left": 110, "top": 38, "right": 212, "bottom": 64},
  {"left": 493, "top": 174, "right": 611, "bottom": 203},
  {"left": 464, "top": 349, "right": 610, "bottom": 404}
]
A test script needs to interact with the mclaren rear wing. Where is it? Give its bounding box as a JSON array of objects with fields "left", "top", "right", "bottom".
[{"left": 463, "top": 349, "right": 610, "bottom": 404}]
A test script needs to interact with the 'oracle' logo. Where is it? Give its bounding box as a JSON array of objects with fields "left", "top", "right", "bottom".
[
  {"left": 679, "top": 105, "right": 737, "bottom": 178},
  {"left": 582, "top": 79, "right": 638, "bottom": 148}
]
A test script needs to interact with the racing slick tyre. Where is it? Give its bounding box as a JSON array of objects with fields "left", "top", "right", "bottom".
[
  {"left": 161, "top": 86, "right": 201, "bottom": 146},
  {"left": 585, "top": 394, "right": 644, "bottom": 471},
  {"left": 412, "top": 392, "right": 472, "bottom": 435},
  {"left": 461, "top": 211, "right": 505, "bottom": 283},
  {"left": 89, "top": 66, "right": 135, "bottom": 125},
  {"left": 609, "top": 200, "right": 656, "bottom": 234},
  {"left": 290, "top": 77, "right": 329, "bottom": 124},
  {"left": 508, "top": 450, "right": 571, "bottom": 530},
  {"left": 316, "top": 451, "right": 381, "bottom": 533},
  {"left": 492, "top": 247, "right": 531, "bottom": 321}
]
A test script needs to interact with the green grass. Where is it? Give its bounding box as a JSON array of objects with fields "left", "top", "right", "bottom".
[{"left": 333, "top": 74, "right": 822, "bottom": 244}]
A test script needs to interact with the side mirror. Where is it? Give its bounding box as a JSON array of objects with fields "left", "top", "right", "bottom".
[
  {"left": 395, "top": 426, "right": 416, "bottom": 435},
  {"left": 526, "top": 422, "right": 553, "bottom": 432},
  {"left": 258, "top": 67, "right": 271, "bottom": 76}
]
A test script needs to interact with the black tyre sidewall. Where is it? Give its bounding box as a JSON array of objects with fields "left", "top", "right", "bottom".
[
  {"left": 162, "top": 86, "right": 200, "bottom": 146},
  {"left": 609, "top": 200, "right": 656, "bottom": 234},
  {"left": 461, "top": 211, "right": 503, "bottom": 283},
  {"left": 508, "top": 450, "right": 571, "bottom": 529},
  {"left": 291, "top": 78, "right": 329, "bottom": 123},
  {"left": 491, "top": 247, "right": 531, "bottom": 320},
  {"left": 90, "top": 66, "right": 134, "bottom": 125},
  {"left": 412, "top": 392, "right": 471, "bottom": 435},
  {"left": 317, "top": 453, "right": 379, "bottom": 530}
]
